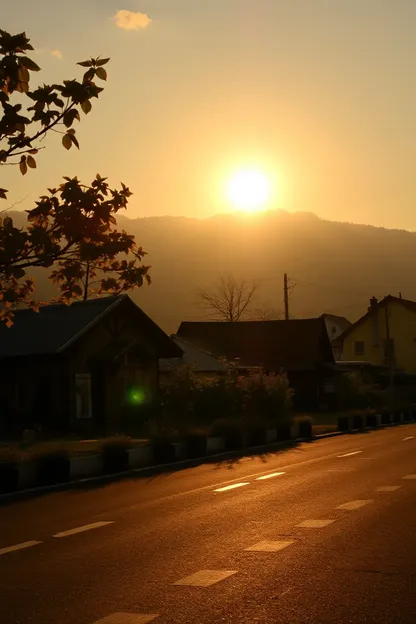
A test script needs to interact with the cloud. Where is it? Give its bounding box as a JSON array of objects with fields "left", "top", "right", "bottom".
[
  {"left": 51, "top": 49, "right": 63, "bottom": 60},
  {"left": 113, "top": 9, "right": 152, "bottom": 30},
  {"left": 34, "top": 48, "right": 63, "bottom": 60}
]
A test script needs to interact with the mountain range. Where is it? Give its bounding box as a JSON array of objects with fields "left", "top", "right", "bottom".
[{"left": 8, "top": 209, "right": 416, "bottom": 333}]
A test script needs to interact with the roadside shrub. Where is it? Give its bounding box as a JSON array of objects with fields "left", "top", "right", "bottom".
[
  {"left": 381, "top": 412, "right": 391, "bottom": 425},
  {"left": 392, "top": 411, "right": 402, "bottom": 424},
  {"left": 36, "top": 451, "right": 70, "bottom": 486},
  {"left": 337, "top": 372, "right": 384, "bottom": 410},
  {"left": 277, "top": 421, "right": 292, "bottom": 442},
  {"left": 152, "top": 440, "right": 177, "bottom": 464},
  {"left": 238, "top": 370, "right": 293, "bottom": 425},
  {"left": 247, "top": 427, "right": 267, "bottom": 447},
  {"left": 337, "top": 416, "right": 351, "bottom": 432},
  {"left": 365, "top": 413, "right": 378, "bottom": 428},
  {"left": 352, "top": 415, "right": 364, "bottom": 430},
  {"left": 101, "top": 437, "right": 130, "bottom": 474}
]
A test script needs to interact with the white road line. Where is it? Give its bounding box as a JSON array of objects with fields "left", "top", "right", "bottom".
[
  {"left": 174, "top": 570, "right": 237, "bottom": 587},
  {"left": 402, "top": 436, "right": 414, "bottom": 441},
  {"left": 402, "top": 474, "right": 416, "bottom": 480},
  {"left": 338, "top": 451, "right": 363, "bottom": 458},
  {"left": 255, "top": 472, "right": 286, "bottom": 480},
  {"left": 53, "top": 521, "right": 114, "bottom": 538},
  {"left": 245, "top": 540, "right": 295, "bottom": 552},
  {"left": 336, "top": 499, "right": 373, "bottom": 511},
  {"left": 93, "top": 614, "right": 159, "bottom": 624},
  {"left": 214, "top": 482, "right": 250, "bottom": 492},
  {"left": 297, "top": 519, "right": 336, "bottom": 528},
  {"left": 376, "top": 486, "right": 402, "bottom": 492},
  {"left": 0, "top": 540, "right": 42, "bottom": 556}
]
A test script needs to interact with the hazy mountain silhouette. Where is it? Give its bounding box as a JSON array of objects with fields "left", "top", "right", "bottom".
[{"left": 9, "top": 209, "right": 416, "bottom": 333}]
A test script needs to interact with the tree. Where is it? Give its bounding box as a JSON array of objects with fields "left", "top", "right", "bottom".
[
  {"left": 0, "top": 30, "right": 150, "bottom": 322},
  {"left": 251, "top": 306, "right": 283, "bottom": 321},
  {"left": 197, "top": 274, "right": 258, "bottom": 322}
]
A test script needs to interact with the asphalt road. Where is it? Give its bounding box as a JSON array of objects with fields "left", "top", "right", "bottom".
[{"left": 0, "top": 425, "right": 415, "bottom": 624}]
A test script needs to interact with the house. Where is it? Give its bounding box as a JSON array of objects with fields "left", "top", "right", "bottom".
[
  {"left": 0, "top": 295, "right": 181, "bottom": 439},
  {"left": 320, "top": 313, "right": 352, "bottom": 360},
  {"left": 159, "top": 335, "right": 228, "bottom": 375},
  {"left": 177, "top": 318, "right": 336, "bottom": 410},
  {"left": 338, "top": 295, "right": 416, "bottom": 376}
]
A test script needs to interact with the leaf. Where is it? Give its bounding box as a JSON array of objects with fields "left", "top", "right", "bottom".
[
  {"left": 18, "top": 65, "right": 30, "bottom": 83},
  {"left": 63, "top": 109, "right": 80, "bottom": 127},
  {"left": 19, "top": 56, "right": 41, "bottom": 72},
  {"left": 66, "top": 128, "right": 76, "bottom": 135},
  {"left": 81, "top": 99, "right": 92, "bottom": 115},
  {"left": 69, "top": 134, "right": 79, "bottom": 149},
  {"left": 27, "top": 155, "right": 36, "bottom": 169},
  {"left": 19, "top": 156, "right": 27, "bottom": 175},
  {"left": 96, "top": 58, "right": 110, "bottom": 66},
  {"left": 83, "top": 68, "right": 95, "bottom": 83},
  {"left": 0, "top": 188, "right": 8, "bottom": 200},
  {"left": 62, "top": 134, "right": 72, "bottom": 150},
  {"left": 95, "top": 67, "right": 107, "bottom": 81},
  {"left": 77, "top": 60, "right": 93, "bottom": 68}
]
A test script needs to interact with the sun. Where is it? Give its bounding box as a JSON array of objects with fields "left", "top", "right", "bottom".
[{"left": 227, "top": 169, "right": 271, "bottom": 212}]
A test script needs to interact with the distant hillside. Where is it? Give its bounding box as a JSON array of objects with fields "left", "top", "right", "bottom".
[{"left": 8, "top": 210, "right": 416, "bottom": 333}]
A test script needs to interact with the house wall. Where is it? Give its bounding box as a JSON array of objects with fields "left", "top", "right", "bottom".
[
  {"left": 342, "top": 301, "right": 416, "bottom": 373},
  {"left": 66, "top": 304, "right": 160, "bottom": 435}
]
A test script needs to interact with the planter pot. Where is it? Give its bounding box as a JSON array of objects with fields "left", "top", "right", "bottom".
[
  {"left": 381, "top": 413, "right": 391, "bottom": 425},
  {"left": 0, "top": 462, "right": 19, "bottom": 494},
  {"left": 152, "top": 441, "right": 176, "bottom": 464},
  {"left": 352, "top": 415, "right": 364, "bottom": 430},
  {"left": 36, "top": 454, "right": 70, "bottom": 486},
  {"left": 18, "top": 460, "right": 37, "bottom": 490},
  {"left": 298, "top": 420, "right": 313, "bottom": 439},
  {"left": 207, "top": 437, "right": 225, "bottom": 454},
  {"left": 70, "top": 454, "right": 103, "bottom": 480},
  {"left": 185, "top": 435, "right": 207, "bottom": 459},
  {"left": 276, "top": 423, "right": 292, "bottom": 442},
  {"left": 247, "top": 428, "right": 267, "bottom": 447},
  {"left": 128, "top": 446, "right": 153, "bottom": 469},
  {"left": 102, "top": 446, "right": 129, "bottom": 474},
  {"left": 365, "top": 414, "right": 379, "bottom": 428},
  {"left": 338, "top": 417, "right": 351, "bottom": 433},
  {"left": 266, "top": 428, "right": 278, "bottom": 444},
  {"left": 403, "top": 412, "right": 411, "bottom": 423}
]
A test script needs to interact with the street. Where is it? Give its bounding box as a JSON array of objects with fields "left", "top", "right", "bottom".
[{"left": 0, "top": 426, "right": 415, "bottom": 624}]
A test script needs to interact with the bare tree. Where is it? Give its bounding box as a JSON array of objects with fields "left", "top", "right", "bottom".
[
  {"left": 251, "top": 306, "right": 283, "bottom": 321},
  {"left": 197, "top": 274, "right": 258, "bottom": 322}
]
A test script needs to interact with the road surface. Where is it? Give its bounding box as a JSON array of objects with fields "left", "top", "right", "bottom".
[{"left": 0, "top": 425, "right": 415, "bottom": 624}]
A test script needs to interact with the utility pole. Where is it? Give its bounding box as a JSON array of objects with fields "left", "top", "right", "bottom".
[{"left": 284, "top": 273, "right": 289, "bottom": 320}]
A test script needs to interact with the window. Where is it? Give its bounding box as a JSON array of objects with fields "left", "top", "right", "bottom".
[
  {"left": 354, "top": 341, "right": 365, "bottom": 356},
  {"left": 75, "top": 374, "right": 92, "bottom": 418}
]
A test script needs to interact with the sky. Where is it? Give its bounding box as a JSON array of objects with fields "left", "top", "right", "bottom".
[{"left": 2, "top": 0, "right": 416, "bottom": 230}]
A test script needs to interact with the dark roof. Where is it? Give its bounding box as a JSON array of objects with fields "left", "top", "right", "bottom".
[
  {"left": 0, "top": 295, "right": 181, "bottom": 359},
  {"left": 177, "top": 318, "right": 334, "bottom": 372},
  {"left": 338, "top": 295, "right": 416, "bottom": 343}
]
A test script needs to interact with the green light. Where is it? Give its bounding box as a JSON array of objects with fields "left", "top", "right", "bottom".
[{"left": 127, "top": 387, "right": 146, "bottom": 405}]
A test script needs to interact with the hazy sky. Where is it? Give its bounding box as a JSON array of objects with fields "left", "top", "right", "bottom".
[{"left": 2, "top": 1, "right": 416, "bottom": 229}]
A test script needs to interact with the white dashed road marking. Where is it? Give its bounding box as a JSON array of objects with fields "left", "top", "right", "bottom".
[
  {"left": 338, "top": 451, "right": 362, "bottom": 458},
  {"left": 336, "top": 500, "right": 373, "bottom": 511},
  {"left": 214, "top": 483, "right": 249, "bottom": 492},
  {"left": 297, "top": 519, "right": 336, "bottom": 528},
  {"left": 402, "top": 436, "right": 414, "bottom": 441},
  {"left": 245, "top": 540, "right": 295, "bottom": 552},
  {"left": 376, "top": 486, "right": 402, "bottom": 492},
  {"left": 53, "top": 521, "right": 114, "bottom": 538},
  {"left": 256, "top": 472, "right": 286, "bottom": 480},
  {"left": 93, "top": 614, "right": 159, "bottom": 624},
  {"left": 402, "top": 474, "right": 416, "bottom": 480},
  {"left": 0, "top": 540, "right": 42, "bottom": 556},
  {"left": 174, "top": 570, "right": 237, "bottom": 587}
]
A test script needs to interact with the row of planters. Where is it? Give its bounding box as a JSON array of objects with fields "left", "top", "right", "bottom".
[
  {"left": 337, "top": 406, "right": 416, "bottom": 432},
  {"left": 0, "top": 416, "right": 314, "bottom": 495}
]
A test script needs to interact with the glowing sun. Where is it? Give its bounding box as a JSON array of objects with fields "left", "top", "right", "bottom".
[{"left": 227, "top": 169, "right": 271, "bottom": 212}]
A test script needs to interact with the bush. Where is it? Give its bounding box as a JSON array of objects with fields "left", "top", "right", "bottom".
[
  {"left": 365, "top": 413, "right": 378, "bottom": 428},
  {"left": 337, "top": 416, "right": 351, "bottom": 432},
  {"left": 337, "top": 372, "right": 384, "bottom": 410},
  {"left": 247, "top": 427, "right": 267, "bottom": 447},
  {"left": 381, "top": 412, "right": 391, "bottom": 425},
  {"left": 277, "top": 421, "right": 292, "bottom": 441},
  {"left": 101, "top": 437, "right": 130, "bottom": 474},
  {"left": 238, "top": 370, "right": 293, "bottom": 425},
  {"left": 392, "top": 411, "right": 402, "bottom": 424},
  {"left": 36, "top": 451, "right": 70, "bottom": 486},
  {"left": 0, "top": 460, "right": 19, "bottom": 493},
  {"left": 352, "top": 415, "right": 364, "bottom": 430}
]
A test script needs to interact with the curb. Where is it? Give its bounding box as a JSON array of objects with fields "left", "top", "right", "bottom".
[{"left": 1, "top": 420, "right": 414, "bottom": 504}]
